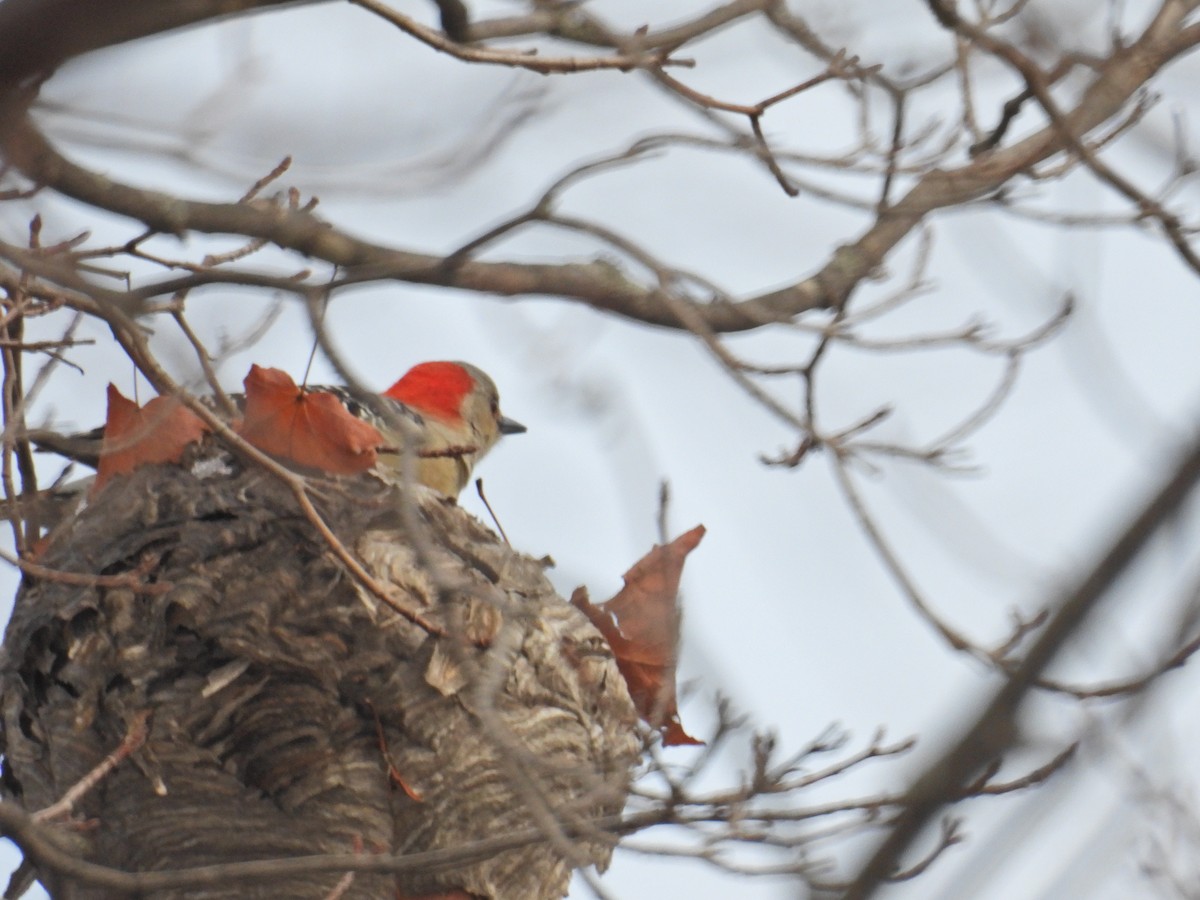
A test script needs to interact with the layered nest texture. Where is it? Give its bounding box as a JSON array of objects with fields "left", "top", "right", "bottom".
[{"left": 0, "top": 446, "right": 639, "bottom": 899}]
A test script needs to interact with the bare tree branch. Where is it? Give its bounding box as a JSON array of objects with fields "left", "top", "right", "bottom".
[{"left": 842, "top": 425, "right": 1200, "bottom": 899}]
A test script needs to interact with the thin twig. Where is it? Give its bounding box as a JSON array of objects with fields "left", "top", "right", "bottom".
[{"left": 33, "top": 710, "right": 152, "bottom": 823}]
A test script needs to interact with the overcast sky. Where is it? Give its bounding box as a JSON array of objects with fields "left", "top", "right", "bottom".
[{"left": 5, "top": 1, "right": 1200, "bottom": 897}]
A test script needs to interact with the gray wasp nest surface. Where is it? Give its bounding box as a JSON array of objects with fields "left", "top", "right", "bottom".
[{"left": 0, "top": 448, "right": 639, "bottom": 899}]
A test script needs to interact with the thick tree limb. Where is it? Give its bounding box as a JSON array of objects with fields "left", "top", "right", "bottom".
[
  {"left": 0, "top": 0, "right": 309, "bottom": 83},
  {"left": 0, "top": 0, "right": 1193, "bottom": 333}
]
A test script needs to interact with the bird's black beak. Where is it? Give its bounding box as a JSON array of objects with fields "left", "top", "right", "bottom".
[{"left": 498, "top": 415, "right": 527, "bottom": 436}]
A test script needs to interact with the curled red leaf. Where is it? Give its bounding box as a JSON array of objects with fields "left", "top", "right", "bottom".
[
  {"left": 237, "top": 365, "right": 382, "bottom": 475},
  {"left": 572, "top": 525, "right": 706, "bottom": 746},
  {"left": 94, "top": 385, "right": 209, "bottom": 492}
]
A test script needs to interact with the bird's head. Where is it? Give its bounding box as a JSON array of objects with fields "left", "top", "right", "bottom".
[{"left": 383, "top": 361, "right": 525, "bottom": 457}]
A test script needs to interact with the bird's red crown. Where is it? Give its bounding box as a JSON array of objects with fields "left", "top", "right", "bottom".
[{"left": 383, "top": 361, "right": 474, "bottom": 424}]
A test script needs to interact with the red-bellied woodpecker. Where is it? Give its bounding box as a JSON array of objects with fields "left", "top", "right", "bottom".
[
  {"left": 28, "top": 360, "right": 525, "bottom": 501},
  {"left": 328, "top": 360, "right": 526, "bottom": 497}
]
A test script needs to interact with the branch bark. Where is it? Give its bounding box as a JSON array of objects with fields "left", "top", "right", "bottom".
[{"left": 0, "top": 0, "right": 307, "bottom": 83}]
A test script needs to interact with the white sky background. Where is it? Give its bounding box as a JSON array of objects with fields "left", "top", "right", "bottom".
[{"left": 4, "top": 0, "right": 1200, "bottom": 897}]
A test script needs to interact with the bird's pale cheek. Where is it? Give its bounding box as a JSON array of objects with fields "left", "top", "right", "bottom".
[{"left": 475, "top": 424, "right": 499, "bottom": 451}]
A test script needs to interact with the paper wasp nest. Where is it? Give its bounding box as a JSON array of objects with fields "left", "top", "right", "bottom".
[{"left": 0, "top": 450, "right": 639, "bottom": 899}]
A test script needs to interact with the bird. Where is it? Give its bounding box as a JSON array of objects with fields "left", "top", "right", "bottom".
[
  {"left": 27, "top": 360, "right": 526, "bottom": 500},
  {"left": 332, "top": 360, "right": 526, "bottom": 497}
]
